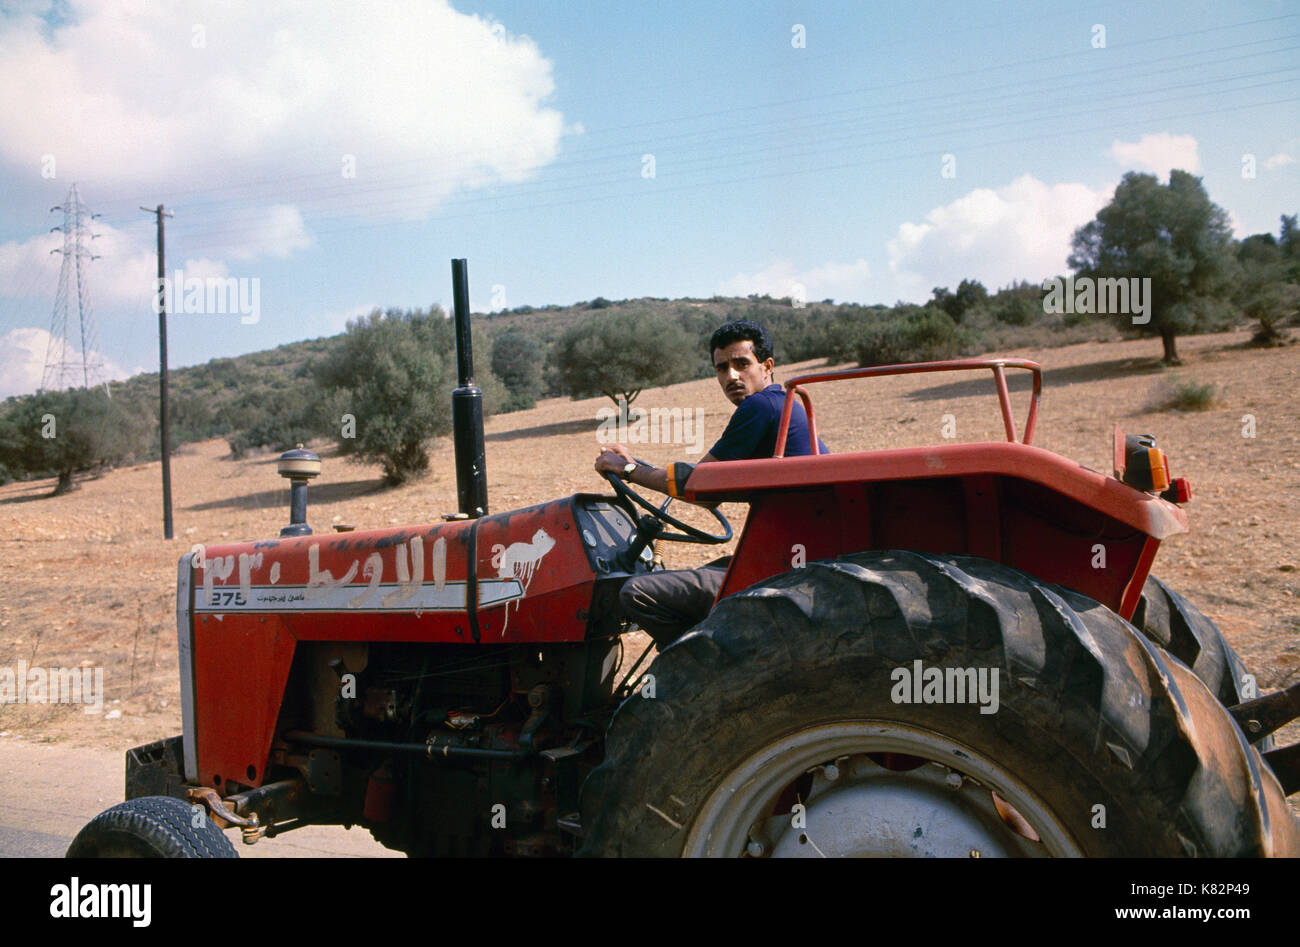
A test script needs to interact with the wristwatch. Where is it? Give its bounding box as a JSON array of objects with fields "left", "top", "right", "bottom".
[{"left": 621, "top": 461, "right": 638, "bottom": 479}]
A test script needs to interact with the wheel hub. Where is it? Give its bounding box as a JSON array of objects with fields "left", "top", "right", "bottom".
[
  {"left": 766, "top": 757, "right": 1031, "bottom": 857},
  {"left": 682, "top": 721, "right": 1084, "bottom": 857}
]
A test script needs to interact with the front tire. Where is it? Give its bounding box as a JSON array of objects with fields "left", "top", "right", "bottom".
[
  {"left": 579, "top": 551, "right": 1298, "bottom": 857},
  {"left": 66, "top": 796, "right": 238, "bottom": 858}
]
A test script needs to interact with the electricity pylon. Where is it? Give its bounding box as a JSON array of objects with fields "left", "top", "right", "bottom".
[{"left": 41, "top": 183, "right": 105, "bottom": 392}]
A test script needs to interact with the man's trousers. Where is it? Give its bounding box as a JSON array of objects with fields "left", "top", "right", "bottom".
[{"left": 618, "top": 556, "right": 732, "bottom": 647}]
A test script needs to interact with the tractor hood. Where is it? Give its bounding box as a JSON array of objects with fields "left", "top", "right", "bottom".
[{"left": 187, "top": 496, "right": 605, "bottom": 644}]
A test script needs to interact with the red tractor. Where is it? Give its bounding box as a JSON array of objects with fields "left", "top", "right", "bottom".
[{"left": 69, "top": 262, "right": 1300, "bottom": 858}]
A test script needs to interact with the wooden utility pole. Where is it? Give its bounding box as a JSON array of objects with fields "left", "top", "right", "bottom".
[{"left": 141, "top": 204, "right": 175, "bottom": 540}]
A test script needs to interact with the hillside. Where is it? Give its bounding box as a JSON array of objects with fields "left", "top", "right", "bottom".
[{"left": 42, "top": 290, "right": 1130, "bottom": 459}]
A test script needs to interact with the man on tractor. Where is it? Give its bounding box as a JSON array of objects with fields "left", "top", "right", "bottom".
[{"left": 594, "top": 319, "right": 827, "bottom": 647}]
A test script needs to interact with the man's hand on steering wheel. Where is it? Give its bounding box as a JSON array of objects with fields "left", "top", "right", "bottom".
[
  {"left": 594, "top": 445, "right": 731, "bottom": 544},
  {"left": 594, "top": 445, "right": 637, "bottom": 478}
]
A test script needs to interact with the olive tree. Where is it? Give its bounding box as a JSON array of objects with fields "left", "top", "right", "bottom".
[
  {"left": 552, "top": 310, "right": 693, "bottom": 414},
  {"left": 1069, "top": 170, "right": 1237, "bottom": 364},
  {"left": 0, "top": 387, "right": 154, "bottom": 495},
  {"left": 314, "top": 308, "right": 456, "bottom": 485}
]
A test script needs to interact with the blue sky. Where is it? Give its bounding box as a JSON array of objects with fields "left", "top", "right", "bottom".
[{"left": 0, "top": 0, "right": 1296, "bottom": 396}]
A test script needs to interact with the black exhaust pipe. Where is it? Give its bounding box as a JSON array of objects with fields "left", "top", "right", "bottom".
[{"left": 450, "top": 259, "right": 488, "bottom": 518}]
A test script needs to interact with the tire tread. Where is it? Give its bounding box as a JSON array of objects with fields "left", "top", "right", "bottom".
[
  {"left": 66, "top": 795, "right": 238, "bottom": 858},
  {"left": 580, "top": 551, "right": 1297, "bottom": 857}
]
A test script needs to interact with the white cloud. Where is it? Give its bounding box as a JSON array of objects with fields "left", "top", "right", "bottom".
[
  {"left": 718, "top": 258, "right": 872, "bottom": 303},
  {"left": 222, "top": 205, "right": 313, "bottom": 261},
  {"left": 1265, "top": 152, "right": 1295, "bottom": 171},
  {"left": 0, "top": 230, "right": 64, "bottom": 297},
  {"left": 0, "top": 1, "right": 566, "bottom": 220},
  {"left": 0, "top": 328, "right": 50, "bottom": 398},
  {"left": 0, "top": 327, "right": 132, "bottom": 398},
  {"left": 1107, "top": 133, "right": 1201, "bottom": 176},
  {"left": 0, "top": 221, "right": 229, "bottom": 307},
  {"left": 885, "top": 174, "right": 1111, "bottom": 298}
]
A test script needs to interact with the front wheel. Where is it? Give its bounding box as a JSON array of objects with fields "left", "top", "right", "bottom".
[
  {"left": 66, "top": 796, "right": 239, "bottom": 858},
  {"left": 579, "top": 551, "right": 1298, "bottom": 857}
]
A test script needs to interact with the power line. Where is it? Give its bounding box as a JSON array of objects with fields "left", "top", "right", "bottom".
[
  {"left": 156, "top": 93, "right": 1300, "bottom": 252},
  {"left": 108, "top": 41, "right": 1298, "bottom": 250},
  {"left": 146, "top": 33, "right": 1300, "bottom": 231},
  {"left": 159, "top": 74, "right": 1300, "bottom": 252},
  {"left": 82, "top": 13, "right": 1300, "bottom": 227}
]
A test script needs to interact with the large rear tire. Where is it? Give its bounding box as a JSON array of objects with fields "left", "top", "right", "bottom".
[
  {"left": 1133, "top": 575, "right": 1257, "bottom": 708},
  {"left": 579, "top": 551, "right": 1298, "bottom": 857},
  {"left": 66, "top": 796, "right": 239, "bottom": 858},
  {"left": 1133, "top": 575, "right": 1273, "bottom": 752}
]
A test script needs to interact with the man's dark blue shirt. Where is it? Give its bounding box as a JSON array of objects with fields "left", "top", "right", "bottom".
[{"left": 709, "top": 384, "right": 829, "bottom": 460}]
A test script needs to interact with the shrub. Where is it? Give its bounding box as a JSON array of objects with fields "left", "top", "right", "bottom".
[
  {"left": 226, "top": 415, "right": 322, "bottom": 459},
  {"left": 1242, "top": 279, "right": 1300, "bottom": 347},
  {"left": 855, "top": 308, "right": 964, "bottom": 367},
  {"left": 991, "top": 282, "right": 1042, "bottom": 326},
  {"left": 1162, "top": 378, "right": 1219, "bottom": 411},
  {"left": 476, "top": 367, "right": 512, "bottom": 418},
  {"left": 932, "top": 279, "right": 988, "bottom": 323},
  {"left": 490, "top": 328, "right": 542, "bottom": 410}
]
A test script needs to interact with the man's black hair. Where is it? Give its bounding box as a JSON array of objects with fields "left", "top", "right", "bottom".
[{"left": 709, "top": 320, "right": 774, "bottom": 363}]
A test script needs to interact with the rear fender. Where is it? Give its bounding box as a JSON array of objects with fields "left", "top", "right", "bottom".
[{"left": 687, "top": 442, "right": 1186, "bottom": 617}]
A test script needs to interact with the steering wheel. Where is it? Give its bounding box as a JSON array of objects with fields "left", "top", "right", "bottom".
[{"left": 602, "top": 469, "right": 732, "bottom": 544}]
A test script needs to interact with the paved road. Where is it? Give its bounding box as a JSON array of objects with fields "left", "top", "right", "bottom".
[{"left": 0, "top": 740, "right": 401, "bottom": 858}]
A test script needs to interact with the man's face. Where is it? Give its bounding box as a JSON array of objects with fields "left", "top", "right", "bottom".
[{"left": 713, "top": 339, "right": 774, "bottom": 406}]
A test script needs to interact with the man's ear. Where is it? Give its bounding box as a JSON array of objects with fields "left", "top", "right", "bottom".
[{"left": 762, "top": 357, "right": 775, "bottom": 377}]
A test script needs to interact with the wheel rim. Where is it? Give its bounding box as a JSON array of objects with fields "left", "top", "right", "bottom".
[{"left": 681, "top": 721, "right": 1085, "bottom": 857}]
